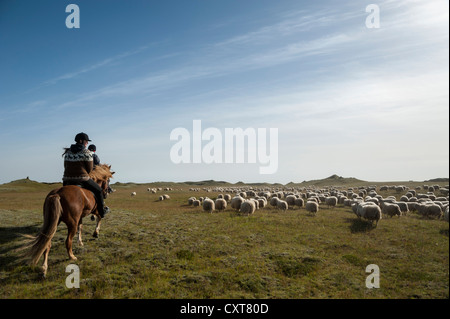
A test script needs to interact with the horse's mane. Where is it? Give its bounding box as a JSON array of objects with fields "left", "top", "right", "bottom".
[{"left": 89, "top": 164, "right": 114, "bottom": 182}]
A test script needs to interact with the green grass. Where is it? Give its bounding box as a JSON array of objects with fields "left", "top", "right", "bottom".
[{"left": 0, "top": 181, "right": 448, "bottom": 299}]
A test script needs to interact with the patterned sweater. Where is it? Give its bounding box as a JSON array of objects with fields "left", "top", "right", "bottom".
[{"left": 62, "top": 144, "right": 94, "bottom": 182}]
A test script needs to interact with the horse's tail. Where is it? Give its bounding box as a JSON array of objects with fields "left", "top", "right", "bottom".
[{"left": 25, "top": 194, "right": 62, "bottom": 266}]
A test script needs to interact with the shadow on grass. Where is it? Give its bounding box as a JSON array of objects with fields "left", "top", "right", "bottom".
[
  {"left": 0, "top": 224, "right": 41, "bottom": 270},
  {"left": 344, "top": 217, "right": 377, "bottom": 233}
]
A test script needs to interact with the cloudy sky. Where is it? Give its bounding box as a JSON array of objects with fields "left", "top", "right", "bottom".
[{"left": 0, "top": 0, "right": 448, "bottom": 184}]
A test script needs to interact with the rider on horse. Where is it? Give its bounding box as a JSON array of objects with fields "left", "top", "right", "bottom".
[{"left": 62, "top": 132, "right": 110, "bottom": 218}]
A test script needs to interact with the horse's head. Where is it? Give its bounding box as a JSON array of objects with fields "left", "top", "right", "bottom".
[{"left": 89, "top": 164, "right": 115, "bottom": 199}]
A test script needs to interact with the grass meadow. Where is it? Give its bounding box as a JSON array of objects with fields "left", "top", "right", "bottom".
[{"left": 0, "top": 179, "right": 448, "bottom": 299}]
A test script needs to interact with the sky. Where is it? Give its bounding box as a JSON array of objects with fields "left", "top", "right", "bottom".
[{"left": 0, "top": 0, "right": 448, "bottom": 184}]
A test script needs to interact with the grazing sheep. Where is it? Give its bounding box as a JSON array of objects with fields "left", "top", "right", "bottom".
[
  {"left": 277, "top": 200, "right": 288, "bottom": 211},
  {"left": 356, "top": 202, "right": 382, "bottom": 226},
  {"left": 231, "top": 196, "right": 244, "bottom": 211},
  {"left": 240, "top": 200, "right": 256, "bottom": 215},
  {"left": 203, "top": 198, "right": 215, "bottom": 213},
  {"left": 215, "top": 198, "right": 227, "bottom": 212},
  {"left": 224, "top": 194, "right": 232, "bottom": 202},
  {"left": 163, "top": 194, "right": 170, "bottom": 200},
  {"left": 285, "top": 195, "right": 296, "bottom": 208},
  {"left": 325, "top": 196, "right": 338, "bottom": 208},
  {"left": 294, "top": 198, "right": 304, "bottom": 208},
  {"left": 159, "top": 195, "right": 164, "bottom": 201},
  {"left": 193, "top": 200, "right": 201, "bottom": 207},
  {"left": 395, "top": 201, "right": 409, "bottom": 214},
  {"left": 270, "top": 197, "right": 280, "bottom": 207},
  {"left": 131, "top": 192, "right": 137, "bottom": 196},
  {"left": 381, "top": 203, "right": 402, "bottom": 218},
  {"left": 188, "top": 197, "right": 196, "bottom": 205},
  {"left": 257, "top": 197, "right": 267, "bottom": 208},
  {"left": 251, "top": 198, "right": 260, "bottom": 210},
  {"left": 444, "top": 206, "right": 449, "bottom": 222},
  {"left": 366, "top": 197, "right": 379, "bottom": 206},
  {"left": 416, "top": 203, "right": 443, "bottom": 219},
  {"left": 305, "top": 201, "right": 319, "bottom": 214}
]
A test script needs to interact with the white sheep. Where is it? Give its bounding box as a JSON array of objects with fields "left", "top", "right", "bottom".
[
  {"left": 277, "top": 200, "right": 288, "bottom": 211},
  {"left": 360, "top": 203, "right": 382, "bottom": 226},
  {"left": 285, "top": 195, "right": 296, "bottom": 208},
  {"left": 203, "top": 198, "right": 215, "bottom": 213},
  {"left": 188, "top": 197, "right": 196, "bottom": 205},
  {"left": 231, "top": 196, "right": 244, "bottom": 211},
  {"left": 325, "top": 196, "right": 338, "bottom": 208},
  {"left": 240, "top": 200, "right": 256, "bottom": 215},
  {"left": 416, "top": 203, "right": 443, "bottom": 219},
  {"left": 131, "top": 192, "right": 136, "bottom": 196},
  {"left": 381, "top": 202, "right": 402, "bottom": 218},
  {"left": 305, "top": 201, "right": 319, "bottom": 214},
  {"left": 269, "top": 197, "right": 280, "bottom": 207},
  {"left": 294, "top": 198, "right": 304, "bottom": 208},
  {"left": 215, "top": 198, "right": 227, "bottom": 212}
]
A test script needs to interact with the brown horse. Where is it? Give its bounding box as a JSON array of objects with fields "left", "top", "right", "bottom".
[{"left": 24, "top": 164, "right": 114, "bottom": 277}]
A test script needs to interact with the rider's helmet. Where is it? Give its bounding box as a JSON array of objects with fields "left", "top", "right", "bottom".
[{"left": 74, "top": 132, "right": 91, "bottom": 143}]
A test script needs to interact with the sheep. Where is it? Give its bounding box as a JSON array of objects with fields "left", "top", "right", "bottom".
[
  {"left": 366, "top": 197, "right": 379, "bottom": 206},
  {"left": 131, "top": 192, "right": 137, "bottom": 196},
  {"left": 224, "top": 194, "right": 232, "bottom": 202},
  {"left": 240, "top": 200, "right": 256, "bottom": 215},
  {"left": 188, "top": 197, "right": 196, "bottom": 205},
  {"left": 444, "top": 206, "right": 449, "bottom": 222},
  {"left": 277, "top": 200, "right": 288, "bottom": 211},
  {"left": 416, "top": 203, "right": 443, "bottom": 219},
  {"left": 305, "top": 201, "right": 319, "bottom": 214},
  {"left": 202, "top": 198, "right": 215, "bottom": 213},
  {"left": 159, "top": 195, "right": 164, "bottom": 201},
  {"left": 355, "top": 202, "right": 381, "bottom": 226},
  {"left": 395, "top": 201, "right": 409, "bottom": 214},
  {"left": 270, "top": 197, "right": 280, "bottom": 207},
  {"left": 251, "top": 198, "right": 260, "bottom": 210},
  {"left": 231, "top": 196, "right": 244, "bottom": 211},
  {"left": 381, "top": 203, "right": 402, "bottom": 218},
  {"left": 257, "top": 197, "right": 267, "bottom": 208},
  {"left": 163, "top": 194, "right": 170, "bottom": 200},
  {"left": 294, "top": 198, "right": 304, "bottom": 208},
  {"left": 325, "top": 196, "right": 338, "bottom": 208},
  {"left": 193, "top": 200, "right": 201, "bottom": 207},
  {"left": 215, "top": 198, "right": 227, "bottom": 212},
  {"left": 285, "top": 195, "right": 296, "bottom": 208}
]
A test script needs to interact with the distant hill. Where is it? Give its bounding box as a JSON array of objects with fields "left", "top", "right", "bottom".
[
  {"left": 425, "top": 178, "right": 449, "bottom": 183},
  {"left": 294, "top": 174, "right": 367, "bottom": 187}
]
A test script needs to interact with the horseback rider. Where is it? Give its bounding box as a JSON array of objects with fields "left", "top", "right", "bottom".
[
  {"left": 88, "top": 144, "right": 100, "bottom": 167},
  {"left": 62, "top": 132, "right": 110, "bottom": 218}
]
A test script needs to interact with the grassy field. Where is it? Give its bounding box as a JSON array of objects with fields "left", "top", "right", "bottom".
[{"left": 0, "top": 179, "right": 448, "bottom": 299}]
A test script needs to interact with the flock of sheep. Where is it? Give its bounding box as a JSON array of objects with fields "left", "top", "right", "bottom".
[
  {"left": 130, "top": 187, "right": 173, "bottom": 201},
  {"left": 185, "top": 184, "right": 449, "bottom": 227}
]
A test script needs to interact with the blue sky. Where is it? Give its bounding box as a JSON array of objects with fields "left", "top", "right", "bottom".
[{"left": 0, "top": 0, "right": 448, "bottom": 184}]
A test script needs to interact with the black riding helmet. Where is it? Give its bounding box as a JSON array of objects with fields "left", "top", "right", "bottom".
[{"left": 74, "top": 132, "right": 91, "bottom": 143}]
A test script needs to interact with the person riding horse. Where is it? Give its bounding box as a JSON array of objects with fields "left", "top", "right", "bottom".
[{"left": 62, "top": 132, "right": 110, "bottom": 218}]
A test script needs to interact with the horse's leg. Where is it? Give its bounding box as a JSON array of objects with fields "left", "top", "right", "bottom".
[
  {"left": 65, "top": 222, "right": 78, "bottom": 261},
  {"left": 78, "top": 220, "right": 84, "bottom": 246},
  {"left": 93, "top": 216, "right": 101, "bottom": 238},
  {"left": 42, "top": 242, "right": 51, "bottom": 277}
]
